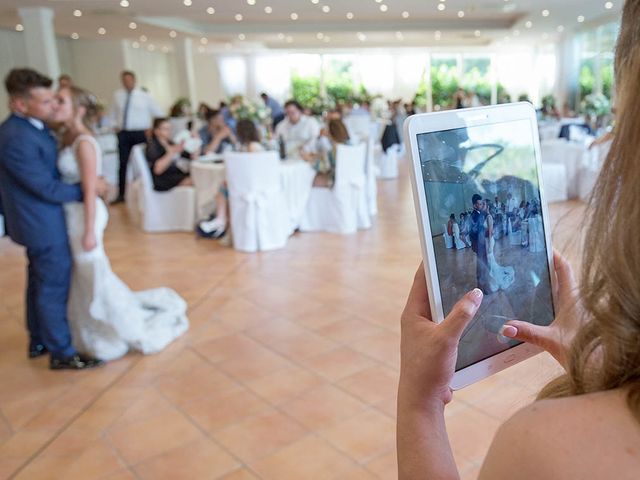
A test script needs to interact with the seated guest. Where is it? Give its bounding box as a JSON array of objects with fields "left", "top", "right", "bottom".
[
  {"left": 235, "top": 119, "right": 265, "bottom": 152},
  {"left": 459, "top": 212, "right": 471, "bottom": 247},
  {"left": 146, "top": 118, "right": 194, "bottom": 191},
  {"left": 199, "top": 109, "right": 237, "bottom": 155},
  {"left": 196, "top": 119, "right": 265, "bottom": 239},
  {"left": 275, "top": 100, "right": 321, "bottom": 158},
  {"left": 300, "top": 118, "right": 350, "bottom": 187}
]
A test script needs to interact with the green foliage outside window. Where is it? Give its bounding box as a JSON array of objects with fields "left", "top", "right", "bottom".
[
  {"left": 430, "top": 64, "right": 459, "bottom": 109},
  {"left": 579, "top": 60, "right": 596, "bottom": 100},
  {"left": 291, "top": 75, "right": 320, "bottom": 109}
]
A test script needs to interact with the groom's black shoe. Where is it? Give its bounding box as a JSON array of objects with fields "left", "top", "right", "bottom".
[
  {"left": 50, "top": 354, "right": 104, "bottom": 370},
  {"left": 28, "top": 343, "right": 48, "bottom": 359}
]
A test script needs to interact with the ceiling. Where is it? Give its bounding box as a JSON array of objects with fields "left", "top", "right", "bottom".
[{"left": 0, "top": 0, "right": 623, "bottom": 51}]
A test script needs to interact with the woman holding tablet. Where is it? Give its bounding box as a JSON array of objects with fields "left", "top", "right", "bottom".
[{"left": 397, "top": 1, "right": 640, "bottom": 478}]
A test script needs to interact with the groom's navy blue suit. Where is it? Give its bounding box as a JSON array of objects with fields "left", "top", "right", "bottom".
[{"left": 0, "top": 114, "right": 82, "bottom": 357}]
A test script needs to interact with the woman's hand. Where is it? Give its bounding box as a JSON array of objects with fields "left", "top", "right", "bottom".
[
  {"left": 399, "top": 263, "right": 483, "bottom": 410},
  {"left": 500, "top": 251, "right": 583, "bottom": 370},
  {"left": 82, "top": 230, "right": 97, "bottom": 252}
]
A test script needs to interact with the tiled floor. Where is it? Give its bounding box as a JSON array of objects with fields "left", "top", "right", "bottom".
[{"left": 0, "top": 157, "right": 584, "bottom": 479}]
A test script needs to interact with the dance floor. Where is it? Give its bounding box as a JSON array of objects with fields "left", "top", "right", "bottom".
[{"left": 0, "top": 158, "right": 584, "bottom": 480}]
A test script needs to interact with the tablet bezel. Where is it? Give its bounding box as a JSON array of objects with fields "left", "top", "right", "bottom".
[{"left": 404, "top": 102, "right": 558, "bottom": 389}]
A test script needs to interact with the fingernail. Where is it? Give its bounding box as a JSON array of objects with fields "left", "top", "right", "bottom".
[
  {"left": 470, "top": 288, "right": 483, "bottom": 305},
  {"left": 500, "top": 325, "right": 518, "bottom": 338}
]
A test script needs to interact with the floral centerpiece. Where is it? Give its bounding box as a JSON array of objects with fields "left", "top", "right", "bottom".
[
  {"left": 229, "top": 95, "right": 271, "bottom": 128},
  {"left": 581, "top": 93, "right": 611, "bottom": 131}
]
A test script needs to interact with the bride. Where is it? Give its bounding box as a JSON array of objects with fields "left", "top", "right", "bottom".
[
  {"left": 54, "top": 85, "right": 189, "bottom": 361},
  {"left": 483, "top": 202, "right": 515, "bottom": 293}
]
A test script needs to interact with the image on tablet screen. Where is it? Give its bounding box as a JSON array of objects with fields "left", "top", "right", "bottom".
[{"left": 417, "top": 119, "right": 555, "bottom": 371}]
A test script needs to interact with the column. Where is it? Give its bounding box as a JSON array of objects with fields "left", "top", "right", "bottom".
[
  {"left": 18, "top": 7, "right": 60, "bottom": 80},
  {"left": 176, "top": 38, "right": 197, "bottom": 110},
  {"left": 245, "top": 54, "right": 257, "bottom": 100}
]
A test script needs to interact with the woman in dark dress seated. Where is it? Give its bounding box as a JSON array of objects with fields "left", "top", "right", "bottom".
[{"left": 145, "top": 118, "right": 194, "bottom": 191}]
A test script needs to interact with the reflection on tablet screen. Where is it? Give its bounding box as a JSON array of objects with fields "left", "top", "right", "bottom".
[{"left": 417, "top": 119, "right": 555, "bottom": 371}]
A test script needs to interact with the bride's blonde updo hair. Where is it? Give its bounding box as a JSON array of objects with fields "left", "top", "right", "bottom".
[
  {"left": 538, "top": 0, "right": 640, "bottom": 422},
  {"left": 62, "top": 85, "right": 100, "bottom": 132}
]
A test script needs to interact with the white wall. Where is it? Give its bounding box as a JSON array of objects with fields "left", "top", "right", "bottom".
[
  {"left": 193, "top": 51, "right": 224, "bottom": 108},
  {"left": 0, "top": 29, "right": 28, "bottom": 119}
]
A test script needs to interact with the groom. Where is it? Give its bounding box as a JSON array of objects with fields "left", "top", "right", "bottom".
[
  {"left": 0, "top": 68, "right": 105, "bottom": 369},
  {"left": 468, "top": 194, "right": 489, "bottom": 293}
]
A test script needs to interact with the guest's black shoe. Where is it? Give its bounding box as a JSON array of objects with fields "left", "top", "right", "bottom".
[
  {"left": 28, "top": 343, "right": 48, "bottom": 359},
  {"left": 50, "top": 354, "right": 105, "bottom": 370}
]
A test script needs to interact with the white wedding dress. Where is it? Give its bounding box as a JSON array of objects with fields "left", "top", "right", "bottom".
[
  {"left": 58, "top": 135, "right": 189, "bottom": 361},
  {"left": 485, "top": 216, "right": 516, "bottom": 294}
]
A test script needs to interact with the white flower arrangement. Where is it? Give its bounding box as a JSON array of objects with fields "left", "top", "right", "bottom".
[
  {"left": 581, "top": 93, "right": 611, "bottom": 118},
  {"left": 229, "top": 96, "right": 271, "bottom": 126}
]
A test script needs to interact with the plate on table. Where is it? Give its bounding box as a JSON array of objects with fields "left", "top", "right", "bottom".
[{"left": 198, "top": 154, "right": 224, "bottom": 164}]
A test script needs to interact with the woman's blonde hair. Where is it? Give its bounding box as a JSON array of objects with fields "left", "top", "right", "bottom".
[
  {"left": 538, "top": 0, "right": 640, "bottom": 422},
  {"left": 63, "top": 85, "right": 99, "bottom": 132}
]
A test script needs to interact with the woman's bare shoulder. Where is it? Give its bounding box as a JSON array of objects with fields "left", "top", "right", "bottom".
[{"left": 478, "top": 390, "right": 640, "bottom": 480}]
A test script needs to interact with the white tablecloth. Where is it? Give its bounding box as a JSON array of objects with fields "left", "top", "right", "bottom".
[
  {"left": 540, "top": 139, "right": 586, "bottom": 199},
  {"left": 190, "top": 158, "right": 316, "bottom": 230}
]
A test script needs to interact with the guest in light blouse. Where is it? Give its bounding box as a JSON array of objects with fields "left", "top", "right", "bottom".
[
  {"left": 300, "top": 119, "right": 351, "bottom": 187},
  {"left": 275, "top": 100, "right": 321, "bottom": 158}
]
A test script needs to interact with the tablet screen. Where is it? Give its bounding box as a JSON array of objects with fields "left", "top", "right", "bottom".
[{"left": 416, "top": 118, "right": 555, "bottom": 371}]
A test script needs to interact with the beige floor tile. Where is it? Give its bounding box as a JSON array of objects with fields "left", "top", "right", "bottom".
[
  {"left": 183, "top": 387, "right": 271, "bottom": 433},
  {"left": 107, "top": 408, "right": 203, "bottom": 465},
  {"left": 249, "top": 435, "right": 357, "bottom": 480},
  {"left": 154, "top": 363, "right": 238, "bottom": 406},
  {"left": 365, "top": 450, "right": 398, "bottom": 479},
  {"left": 300, "top": 347, "right": 376, "bottom": 382},
  {"left": 320, "top": 409, "right": 396, "bottom": 463},
  {"left": 282, "top": 384, "right": 367, "bottom": 430},
  {"left": 337, "top": 365, "right": 400, "bottom": 405},
  {"left": 445, "top": 405, "right": 502, "bottom": 465},
  {"left": 244, "top": 365, "right": 324, "bottom": 405},
  {"left": 315, "top": 318, "right": 386, "bottom": 345},
  {"left": 217, "top": 468, "right": 260, "bottom": 480},
  {"left": 133, "top": 438, "right": 239, "bottom": 480},
  {"left": 213, "top": 408, "right": 307, "bottom": 462}
]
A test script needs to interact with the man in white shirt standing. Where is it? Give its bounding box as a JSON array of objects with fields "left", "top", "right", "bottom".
[
  {"left": 274, "top": 100, "right": 320, "bottom": 158},
  {"left": 111, "top": 71, "right": 163, "bottom": 203}
]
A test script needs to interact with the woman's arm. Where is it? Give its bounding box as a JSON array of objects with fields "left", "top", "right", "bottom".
[
  {"left": 151, "top": 142, "right": 181, "bottom": 175},
  {"left": 76, "top": 139, "right": 98, "bottom": 251}
]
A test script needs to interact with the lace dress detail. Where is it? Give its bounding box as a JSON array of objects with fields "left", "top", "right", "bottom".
[{"left": 58, "top": 135, "right": 188, "bottom": 360}]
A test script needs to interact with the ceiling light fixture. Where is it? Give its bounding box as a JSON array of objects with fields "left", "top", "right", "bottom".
[
  {"left": 474, "top": 30, "right": 481, "bottom": 37},
  {"left": 238, "top": 33, "right": 246, "bottom": 40},
  {"left": 557, "top": 25, "right": 565, "bottom": 32},
  {"left": 71, "top": 32, "right": 79, "bottom": 39},
  {"left": 322, "top": 5, "right": 330, "bottom": 13},
  {"left": 346, "top": 12, "right": 354, "bottom": 19},
  {"left": 457, "top": 10, "right": 465, "bottom": 17},
  {"left": 434, "top": 30, "right": 442, "bottom": 40},
  {"left": 542, "top": 9, "right": 550, "bottom": 17},
  {"left": 207, "top": 7, "right": 215, "bottom": 14},
  {"left": 235, "top": 13, "right": 243, "bottom": 21},
  {"left": 395, "top": 31, "right": 404, "bottom": 40},
  {"left": 525, "top": 20, "right": 533, "bottom": 28},
  {"left": 277, "top": 32, "right": 285, "bottom": 39},
  {"left": 15, "top": 24, "right": 24, "bottom": 32},
  {"left": 129, "top": 22, "right": 137, "bottom": 29},
  {"left": 438, "top": 4, "right": 446, "bottom": 11},
  {"left": 604, "top": 1, "right": 613, "bottom": 9},
  {"left": 402, "top": 11, "right": 410, "bottom": 18},
  {"left": 183, "top": 0, "right": 192, "bottom": 6},
  {"left": 317, "top": 32, "right": 324, "bottom": 39},
  {"left": 264, "top": 6, "right": 273, "bottom": 13},
  {"left": 169, "top": 30, "right": 177, "bottom": 38},
  {"left": 98, "top": 27, "right": 106, "bottom": 35},
  {"left": 247, "top": 0, "right": 256, "bottom": 5},
  {"left": 311, "top": 0, "right": 319, "bottom": 4},
  {"left": 380, "top": 5, "right": 388, "bottom": 12},
  {"left": 132, "top": 41, "right": 139, "bottom": 48},
  {"left": 73, "top": 9, "right": 82, "bottom": 17},
  {"left": 140, "top": 35, "right": 147, "bottom": 42},
  {"left": 148, "top": 44, "right": 155, "bottom": 51},
  {"left": 577, "top": 15, "right": 585, "bottom": 22},
  {"left": 120, "top": 0, "right": 129, "bottom": 7}
]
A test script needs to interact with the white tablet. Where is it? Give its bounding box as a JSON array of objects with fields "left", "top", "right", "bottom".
[{"left": 404, "top": 103, "right": 557, "bottom": 389}]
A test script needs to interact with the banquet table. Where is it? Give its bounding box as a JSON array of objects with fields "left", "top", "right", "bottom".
[
  {"left": 540, "top": 139, "right": 587, "bottom": 199},
  {"left": 190, "top": 156, "right": 316, "bottom": 231}
]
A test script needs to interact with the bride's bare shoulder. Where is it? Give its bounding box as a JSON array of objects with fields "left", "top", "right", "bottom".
[{"left": 477, "top": 389, "right": 640, "bottom": 480}]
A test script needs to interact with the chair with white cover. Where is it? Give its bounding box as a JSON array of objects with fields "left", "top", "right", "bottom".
[
  {"left": 300, "top": 143, "right": 367, "bottom": 234},
  {"left": 528, "top": 215, "right": 545, "bottom": 253},
  {"left": 129, "top": 145, "right": 197, "bottom": 232},
  {"left": 452, "top": 223, "right": 466, "bottom": 250},
  {"left": 225, "top": 151, "right": 289, "bottom": 252},
  {"left": 507, "top": 218, "right": 522, "bottom": 246},
  {"left": 365, "top": 122, "right": 379, "bottom": 217},
  {"left": 579, "top": 140, "right": 611, "bottom": 201},
  {"left": 378, "top": 144, "right": 400, "bottom": 179},
  {"left": 442, "top": 225, "right": 454, "bottom": 249}
]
